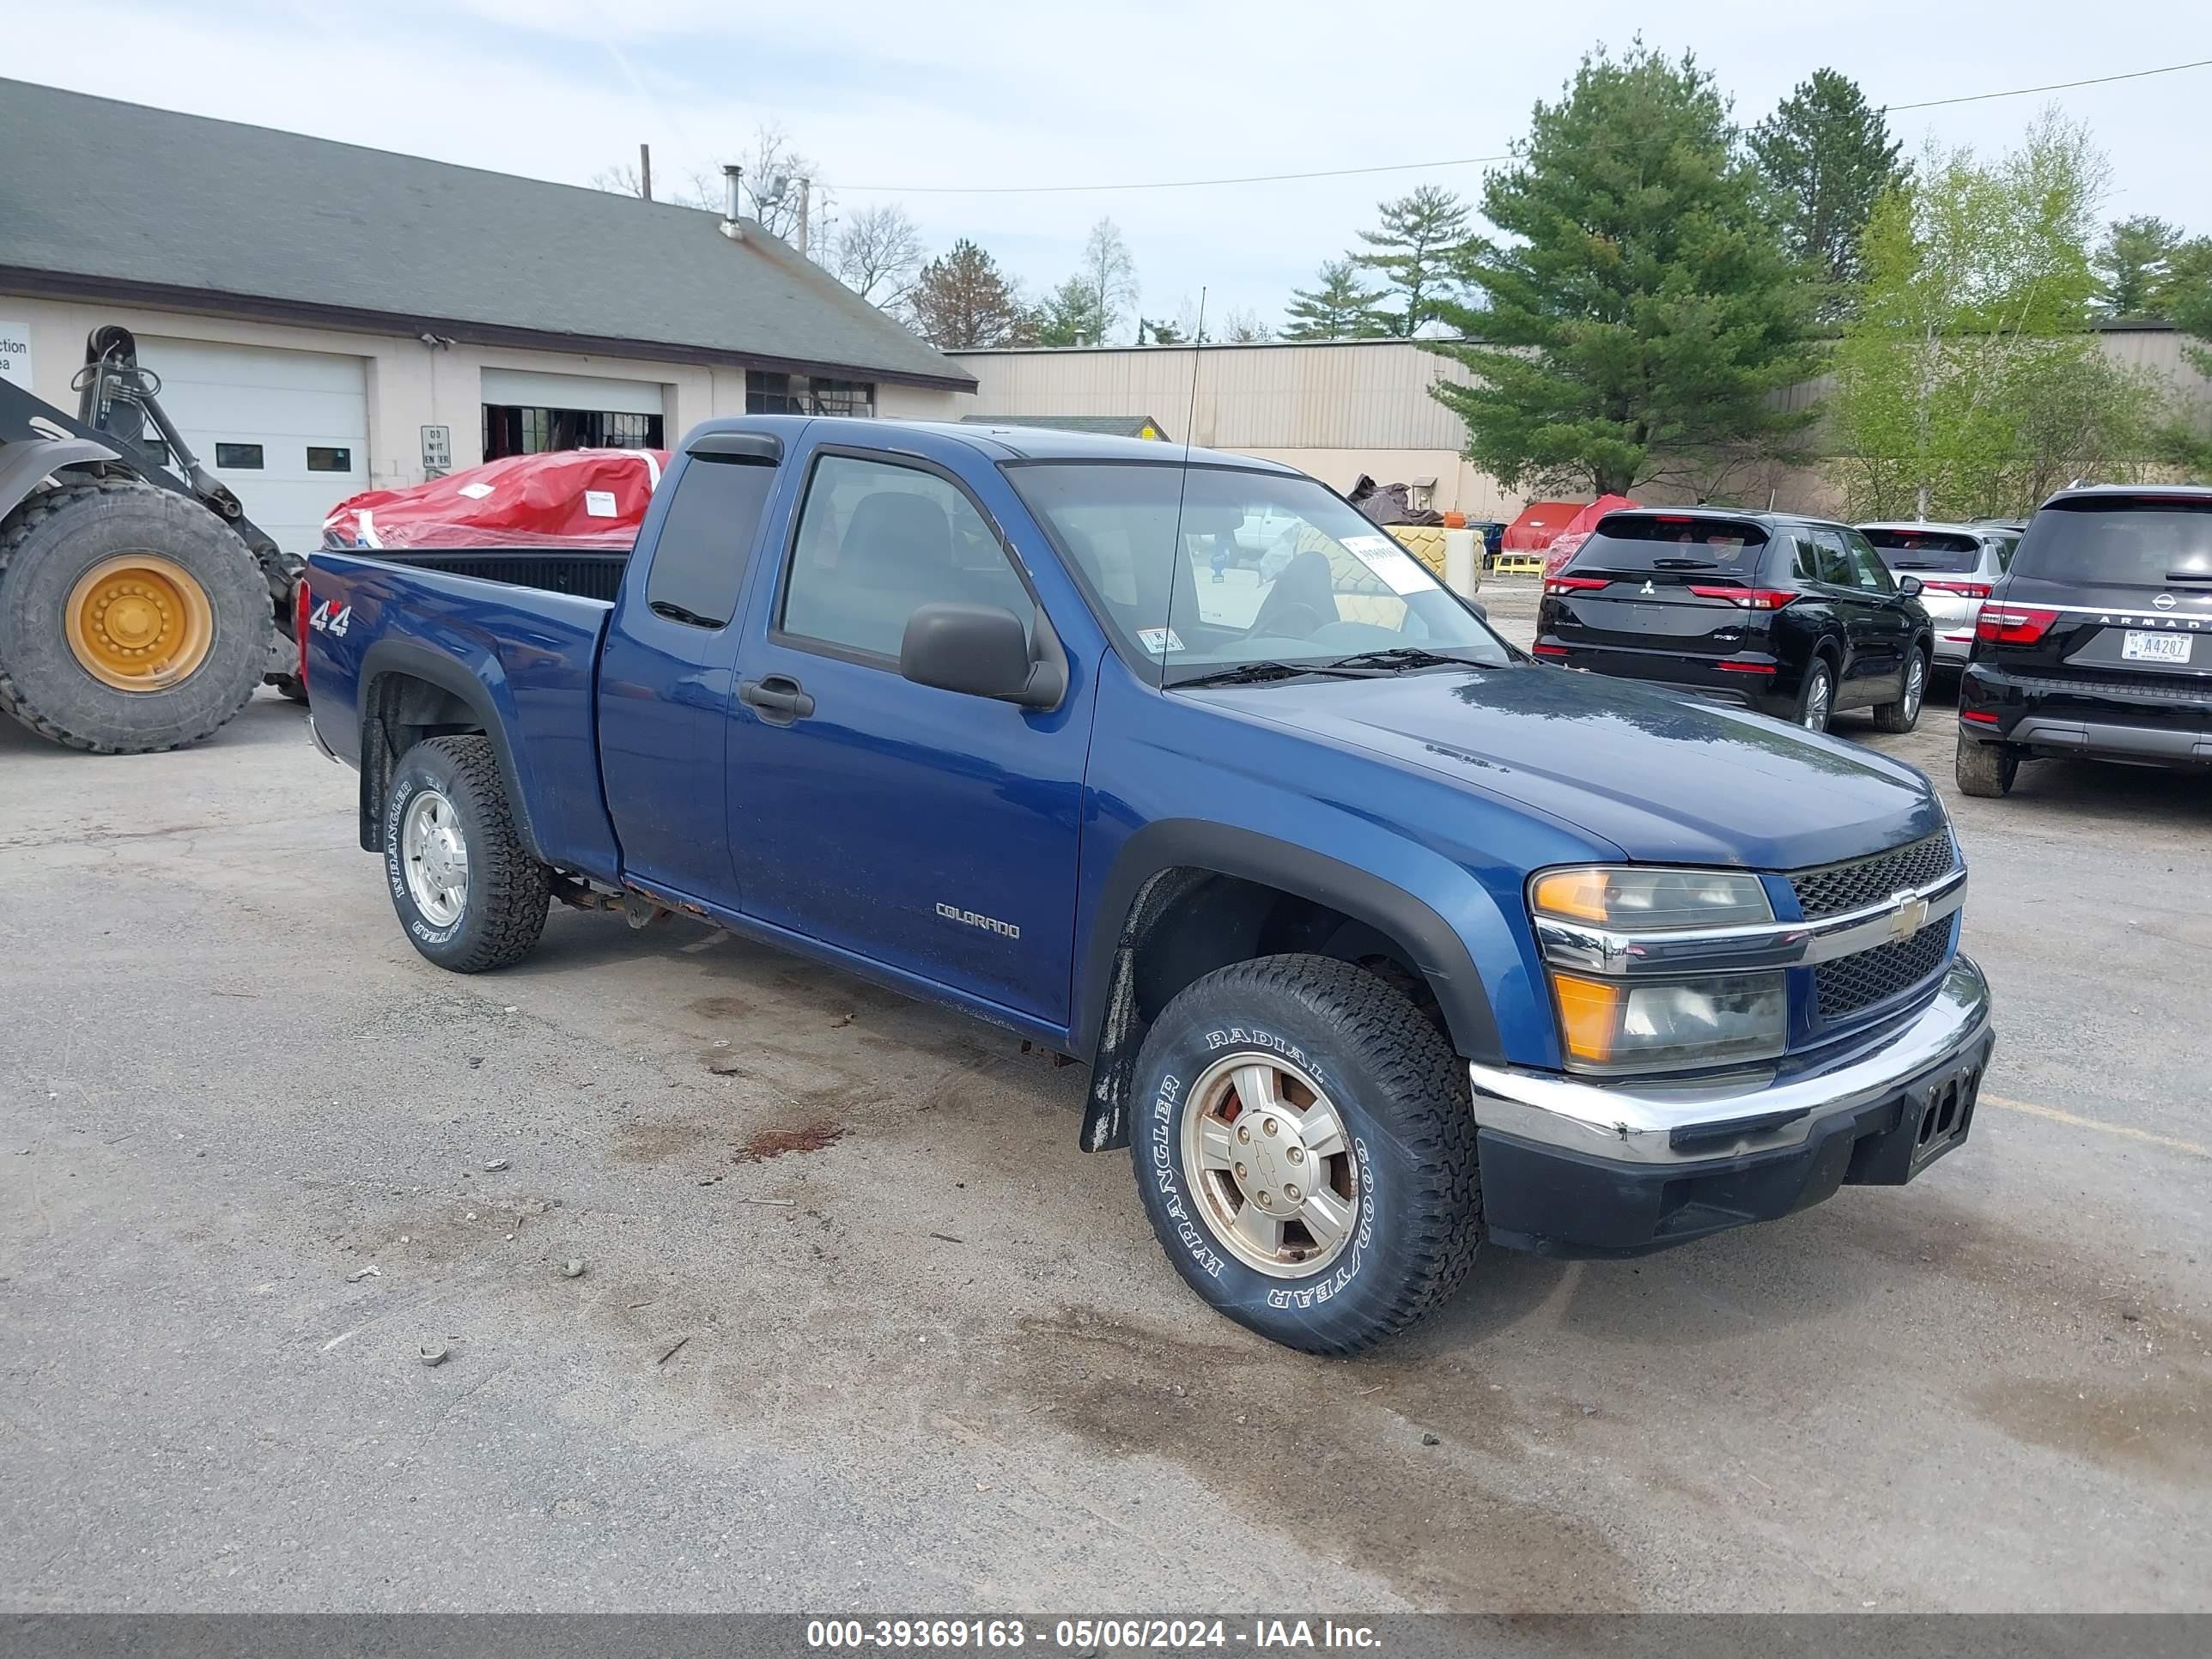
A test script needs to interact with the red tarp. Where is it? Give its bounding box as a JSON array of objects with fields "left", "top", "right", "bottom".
[
  {"left": 1500, "top": 500, "right": 1587, "bottom": 553},
  {"left": 321, "top": 448, "right": 669, "bottom": 550},
  {"left": 1540, "top": 493, "right": 1638, "bottom": 574}
]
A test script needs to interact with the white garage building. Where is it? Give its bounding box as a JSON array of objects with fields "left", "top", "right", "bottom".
[{"left": 0, "top": 79, "right": 975, "bottom": 551}]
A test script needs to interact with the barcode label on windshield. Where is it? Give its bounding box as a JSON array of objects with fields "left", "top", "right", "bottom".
[{"left": 1342, "top": 534, "right": 1431, "bottom": 596}]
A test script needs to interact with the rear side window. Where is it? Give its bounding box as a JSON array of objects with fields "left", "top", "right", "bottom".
[
  {"left": 645, "top": 455, "right": 779, "bottom": 627},
  {"left": 2011, "top": 497, "right": 2212, "bottom": 586},
  {"left": 1571, "top": 514, "right": 1769, "bottom": 576},
  {"left": 1804, "top": 526, "right": 1855, "bottom": 586},
  {"left": 1860, "top": 527, "right": 1982, "bottom": 574}
]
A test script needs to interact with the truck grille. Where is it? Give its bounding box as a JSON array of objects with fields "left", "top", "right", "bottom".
[
  {"left": 1815, "top": 923, "right": 1951, "bottom": 1020},
  {"left": 1790, "top": 833, "right": 1956, "bottom": 920}
]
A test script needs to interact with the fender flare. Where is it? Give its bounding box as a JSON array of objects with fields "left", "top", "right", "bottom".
[
  {"left": 0, "top": 436, "right": 126, "bottom": 526},
  {"left": 356, "top": 638, "right": 545, "bottom": 862},
  {"left": 1079, "top": 821, "right": 1504, "bottom": 1060},
  {"left": 1073, "top": 821, "right": 1506, "bottom": 1152}
]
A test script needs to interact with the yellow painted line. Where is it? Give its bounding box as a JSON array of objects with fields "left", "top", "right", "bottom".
[{"left": 1981, "top": 1092, "right": 2211, "bottom": 1160}]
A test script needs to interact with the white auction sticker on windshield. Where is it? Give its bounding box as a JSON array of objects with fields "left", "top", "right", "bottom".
[
  {"left": 1137, "top": 627, "right": 1186, "bottom": 655},
  {"left": 1341, "top": 533, "right": 1431, "bottom": 595}
]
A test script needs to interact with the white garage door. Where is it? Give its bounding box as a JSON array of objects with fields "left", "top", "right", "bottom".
[{"left": 137, "top": 338, "right": 369, "bottom": 553}]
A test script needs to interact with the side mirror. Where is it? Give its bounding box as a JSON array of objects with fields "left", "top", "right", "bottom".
[
  {"left": 1464, "top": 599, "right": 1490, "bottom": 620},
  {"left": 1897, "top": 575, "right": 1923, "bottom": 599},
  {"left": 900, "top": 603, "right": 1066, "bottom": 708}
]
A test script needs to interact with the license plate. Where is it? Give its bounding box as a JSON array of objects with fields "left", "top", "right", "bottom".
[{"left": 2122, "top": 630, "right": 2192, "bottom": 664}]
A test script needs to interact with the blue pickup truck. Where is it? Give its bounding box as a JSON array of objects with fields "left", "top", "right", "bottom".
[{"left": 303, "top": 417, "right": 1995, "bottom": 1353}]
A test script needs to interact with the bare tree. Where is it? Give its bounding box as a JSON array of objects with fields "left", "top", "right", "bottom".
[
  {"left": 1075, "top": 217, "right": 1139, "bottom": 343},
  {"left": 591, "top": 161, "right": 647, "bottom": 199},
  {"left": 1221, "top": 308, "right": 1272, "bottom": 343},
  {"left": 833, "top": 204, "right": 927, "bottom": 313}
]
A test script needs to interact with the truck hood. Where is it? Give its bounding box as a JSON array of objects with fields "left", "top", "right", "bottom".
[{"left": 1190, "top": 662, "right": 1943, "bottom": 870}]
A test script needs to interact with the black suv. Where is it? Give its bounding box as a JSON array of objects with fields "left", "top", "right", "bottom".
[
  {"left": 1956, "top": 485, "right": 2212, "bottom": 795},
  {"left": 1535, "top": 509, "right": 1935, "bottom": 733}
]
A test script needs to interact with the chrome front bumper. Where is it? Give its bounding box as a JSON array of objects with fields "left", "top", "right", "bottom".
[{"left": 1468, "top": 954, "right": 1993, "bottom": 1167}]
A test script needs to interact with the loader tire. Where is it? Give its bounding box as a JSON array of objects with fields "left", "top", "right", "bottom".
[{"left": 0, "top": 477, "right": 267, "bottom": 753}]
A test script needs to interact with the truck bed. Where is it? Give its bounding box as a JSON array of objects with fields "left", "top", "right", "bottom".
[
  {"left": 327, "top": 544, "right": 630, "bottom": 603},
  {"left": 303, "top": 549, "right": 623, "bottom": 880}
]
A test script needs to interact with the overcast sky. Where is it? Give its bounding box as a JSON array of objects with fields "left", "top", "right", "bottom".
[{"left": 16, "top": 1, "right": 2212, "bottom": 337}]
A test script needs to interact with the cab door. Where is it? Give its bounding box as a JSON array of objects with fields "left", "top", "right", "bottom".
[
  {"left": 720, "top": 434, "right": 1092, "bottom": 1027},
  {"left": 598, "top": 431, "right": 785, "bottom": 906}
]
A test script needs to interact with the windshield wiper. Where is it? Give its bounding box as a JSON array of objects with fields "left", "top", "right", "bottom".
[
  {"left": 1169, "top": 659, "right": 1380, "bottom": 689},
  {"left": 1322, "top": 645, "right": 1490, "bottom": 672}
]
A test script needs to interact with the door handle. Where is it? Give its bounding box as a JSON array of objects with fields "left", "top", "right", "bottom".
[{"left": 739, "top": 676, "right": 814, "bottom": 725}]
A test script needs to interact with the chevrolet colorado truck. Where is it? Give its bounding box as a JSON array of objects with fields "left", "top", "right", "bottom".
[{"left": 303, "top": 417, "right": 1995, "bottom": 1353}]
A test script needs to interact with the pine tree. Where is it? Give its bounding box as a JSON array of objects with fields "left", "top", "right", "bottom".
[
  {"left": 1281, "top": 259, "right": 1389, "bottom": 340},
  {"left": 2094, "top": 216, "right": 2182, "bottom": 318},
  {"left": 1351, "top": 185, "right": 1471, "bottom": 336},
  {"left": 1430, "top": 43, "right": 1818, "bottom": 497},
  {"left": 1749, "top": 69, "right": 1906, "bottom": 309},
  {"left": 909, "top": 239, "right": 1029, "bottom": 349}
]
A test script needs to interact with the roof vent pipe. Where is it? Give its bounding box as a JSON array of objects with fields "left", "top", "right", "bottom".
[{"left": 720, "top": 165, "right": 743, "bottom": 240}]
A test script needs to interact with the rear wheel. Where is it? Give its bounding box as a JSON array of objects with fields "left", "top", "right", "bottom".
[
  {"left": 1954, "top": 730, "right": 2019, "bottom": 798},
  {"left": 1794, "top": 657, "right": 1836, "bottom": 733},
  {"left": 1128, "top": 954, "right": 1480, "bottom": 1354},
  {"left": 0, "top": 477, "right": 267, "bottom": 752},
  {"left": 1873, "top": 647, "right": 1929, "bottom": 733},
  {"left": 383, "top": 735, "right": 551, "bottom": 971}
]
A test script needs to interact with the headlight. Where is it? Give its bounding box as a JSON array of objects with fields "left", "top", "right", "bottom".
[
  {"left": 1549, "top": 970, "right": 1788, "bottom": 1074},
  {"left": 1531, "top": 866, "right": 1773, "bottom": 930},
  {"left": 1532, "top": 866, "right": 1783, "bottom": 1074}
]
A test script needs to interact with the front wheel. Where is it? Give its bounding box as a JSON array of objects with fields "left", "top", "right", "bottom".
[
  {"left": 383, "top": 735, "right": 550, "bottom": 971},
  {"left": 1128, "top": 955, "right": 1480, "bottom": 1354}
]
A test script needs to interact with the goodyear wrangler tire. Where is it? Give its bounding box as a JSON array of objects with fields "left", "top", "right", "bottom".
[
  {"left": 383, "top": 736, "right": 550, "bottom": 972},
  {"left": 1129, "top": 954, "right": 1480, "bottom": 1354}
]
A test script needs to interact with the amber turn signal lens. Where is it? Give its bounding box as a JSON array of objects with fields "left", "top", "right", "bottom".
[
  {"left": 1549, "top": 972, "right": 1623, "bottom": 1065},
  {"left": 1531, "top": 869, "right": 1611, "bottom": 922}
]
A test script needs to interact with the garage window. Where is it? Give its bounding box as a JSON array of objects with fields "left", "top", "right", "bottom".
[
  {"left": 214, "top": 443, "right": 264, "bottom": 470},
  {"left": 306, "top": 447, "right": 353, "bottom": 472},
  {"left": 483, "top": 405, "right": 666, "bottom": 459},
  {"left": 746, "top": 374, "right": 874, "bottom": 417}
]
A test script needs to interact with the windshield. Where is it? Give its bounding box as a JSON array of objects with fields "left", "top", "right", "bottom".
[
  {"left": 1006, "top": 463, "right": 1507, "bottom": 683},
  {"left": 2011, "top": 498, "right": 2212, "bottom": 586},
  {"left": 1858, "top": 527, "right": 1983, "bottom": 574},
  {"left": 1566, "top": 514, "right": 1770, "bottom": 576}
]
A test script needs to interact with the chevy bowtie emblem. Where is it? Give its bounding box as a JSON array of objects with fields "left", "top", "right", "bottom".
[
  {"left": 1888, "top": 891, "right": 1929, "bottom": 943},
  {"left": 1641, "top": 580, "right": 1656, "bottom": 596}
]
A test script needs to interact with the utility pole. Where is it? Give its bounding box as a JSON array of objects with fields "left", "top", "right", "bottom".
[
  {"left": 638, "top": 142, "right": 652, "bottom": 202},
  {"left": 794, "top": 178, "right": 811, "bottom": 258}
]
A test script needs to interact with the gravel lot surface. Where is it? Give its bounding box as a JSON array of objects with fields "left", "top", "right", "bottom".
[{"left": 3, "top": 580, "right": 2206, "bottom": 1611}]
